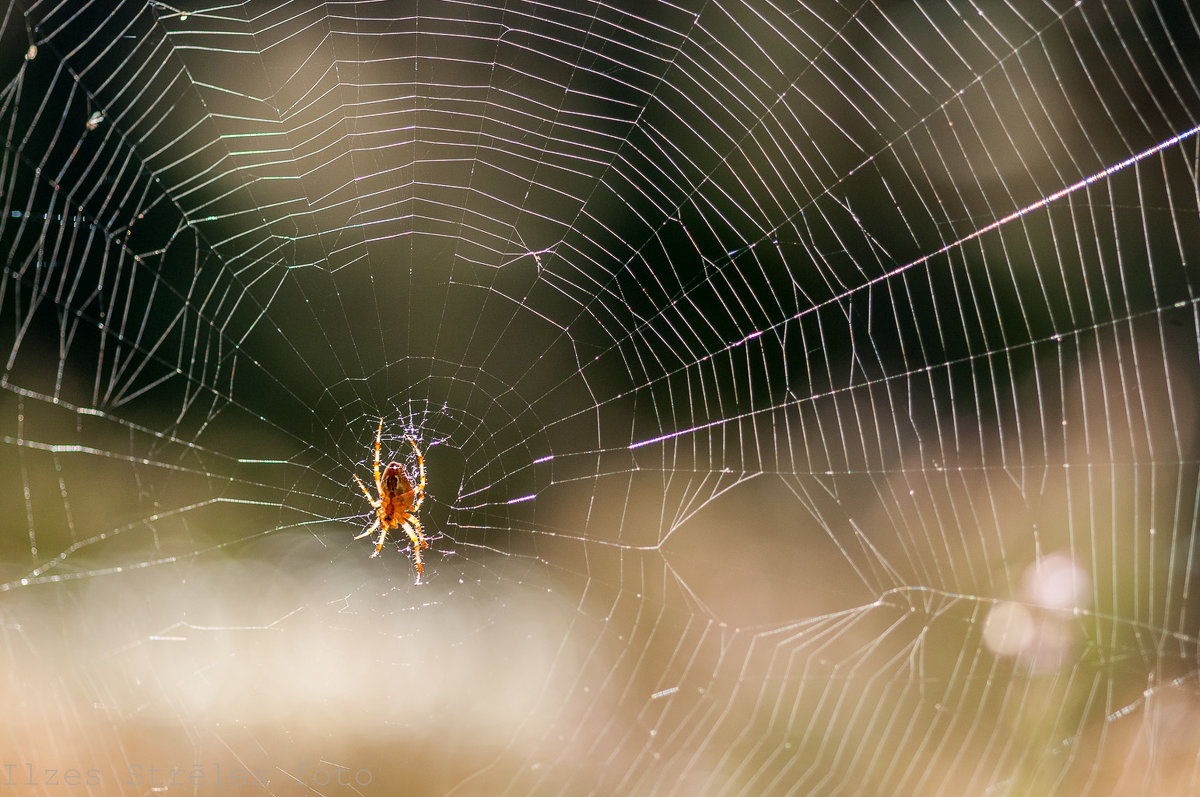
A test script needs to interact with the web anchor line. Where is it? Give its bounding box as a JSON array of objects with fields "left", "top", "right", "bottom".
[{"left": 628, "top": 123, "right": 1200, "bottom": 452}]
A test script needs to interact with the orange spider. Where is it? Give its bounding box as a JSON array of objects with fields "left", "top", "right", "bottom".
[{"left": 353, "top": 419, "right": 428, "bottom": 576}]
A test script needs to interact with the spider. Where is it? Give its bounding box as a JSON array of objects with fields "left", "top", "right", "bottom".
[{"left": 353, "top": 419, "right": 428, "bottom": 576}]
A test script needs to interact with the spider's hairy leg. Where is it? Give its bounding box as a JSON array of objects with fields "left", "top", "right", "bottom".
[
  {"left": 353, "top": 474, "right": 380, "bottom": 506},
  {"left": 370, "top": 523, "right": 388, "bottom": 558},
  {"left": 400, "top": 520, "right": 424, "bottom": 575},
  {"left": 409, "top": 515, "right": 428, "bottom": 549},
  {"left": 355, "top": 519, "right": 380, "bottom": 542},
  {"left": 373, "top": 418, "right": 384, "bottom": 488}
]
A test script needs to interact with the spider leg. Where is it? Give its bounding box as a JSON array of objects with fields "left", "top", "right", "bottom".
[
  {"left": 370, "top": 522, "right": 389, "bottom": 558},
  {"left": 373, "top": 418, "right": 384, "bottom": 492},
  {"left": 400, "top": 520, "right": 424, "bottom": 575},
  {"left": 408, "top": 515, "right": 428, "bottom": 549},
  {"left": 353, "top": 474, "right": 380, "bottom": 506},
  {"left": 355, "top": 518, "right": 380, "bottom": 541}
]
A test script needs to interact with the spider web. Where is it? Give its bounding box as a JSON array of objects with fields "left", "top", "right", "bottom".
[{"left": 2, "top": 0, "right": 1200, "bottom": 794}]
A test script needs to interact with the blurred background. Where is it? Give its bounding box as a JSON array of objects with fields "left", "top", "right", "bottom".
[{"left": 2, "top": 0, "right": 1200, "bottom": 794}]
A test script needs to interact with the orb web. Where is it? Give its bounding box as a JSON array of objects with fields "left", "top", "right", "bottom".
[{"left": 1, "top": 0, "right": 1199, "bottom": 794}]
